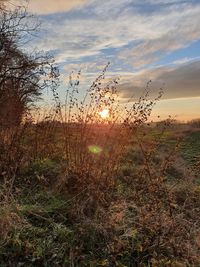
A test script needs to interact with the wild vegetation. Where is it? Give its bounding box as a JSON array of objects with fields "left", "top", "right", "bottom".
[{"left": 0, "top": 2, "right": 200, "bottom": 267}]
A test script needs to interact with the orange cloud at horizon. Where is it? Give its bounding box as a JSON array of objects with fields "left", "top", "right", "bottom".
[{"left": 14, "top": 0, "right": 90, "bottom": 15}]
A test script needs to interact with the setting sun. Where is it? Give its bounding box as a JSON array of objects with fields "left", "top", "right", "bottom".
[{"left": 99, "top": 109, "right": 109, "bottom": 119}]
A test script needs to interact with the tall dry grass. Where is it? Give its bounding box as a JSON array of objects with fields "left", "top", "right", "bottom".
[
  {"left": 28, "top": 64, "right": 163, "bottom": 213},
  {"left": 0, "top": 65, "right": 200, "bottom": 265}
]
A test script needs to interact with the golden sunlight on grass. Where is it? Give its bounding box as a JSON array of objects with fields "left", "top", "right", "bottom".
[{"left": 99, "top": 109, "right": 109, "bottom": 119}]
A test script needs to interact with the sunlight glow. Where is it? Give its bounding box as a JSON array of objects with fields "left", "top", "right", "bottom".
[{"left": 99, "top": 109, "right": 109, "bottom": 119}]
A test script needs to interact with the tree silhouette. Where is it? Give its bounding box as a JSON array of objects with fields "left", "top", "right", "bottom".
[{"left": 0, "top": 2, "right": 59, "bottom": 127}]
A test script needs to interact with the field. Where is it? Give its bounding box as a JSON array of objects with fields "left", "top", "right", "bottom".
[
  {"left": 1, "top": 1, "right": 200, "bottom": 266},
  {"left": 0, "top": 122, "right": 200, "bottom": 267}
]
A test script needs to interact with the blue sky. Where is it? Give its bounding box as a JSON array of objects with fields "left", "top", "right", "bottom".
[{"left": 16, "top": 0, "right": 200, "bottom": 120}]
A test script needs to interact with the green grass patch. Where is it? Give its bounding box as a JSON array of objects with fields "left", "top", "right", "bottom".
[{"left": 180, "top": 131, "right": 200, "bottom": 164}]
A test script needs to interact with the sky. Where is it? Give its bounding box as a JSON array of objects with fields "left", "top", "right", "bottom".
[{"left": 14, "top": 0, "right": 200, "bottom": 121}]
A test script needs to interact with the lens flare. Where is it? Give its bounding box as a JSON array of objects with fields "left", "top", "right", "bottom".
[
  {"left": 88, "top": 145, "right": 102, "bottom": 154},
  {"left": 99, "top": 109, "right": 109, "bottom": 119}
]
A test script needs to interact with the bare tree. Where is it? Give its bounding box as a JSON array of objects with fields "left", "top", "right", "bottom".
[{"left": 0, "top": 2, "right": 59, "bottom": 127}]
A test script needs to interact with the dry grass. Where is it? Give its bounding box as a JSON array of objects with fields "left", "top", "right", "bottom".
[{"left": 0, "top": 67, "right": 200, "bottom": 266}]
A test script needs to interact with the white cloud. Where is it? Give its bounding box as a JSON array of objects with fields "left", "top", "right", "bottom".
[
  {"left": 172, "top": 57, "right": 198, "bottom": 65},
  {"left": 146, "top": 0, "right": 190, "bottom": 4},
  {"left": 119, "top": 4, "right": 200, "bottom": 68},
  {"left": 28, "top": 0, "right": 200, "bottom": 68},
  {"left": 63, "top": 61, "right": 109, "bottom": 74}
]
